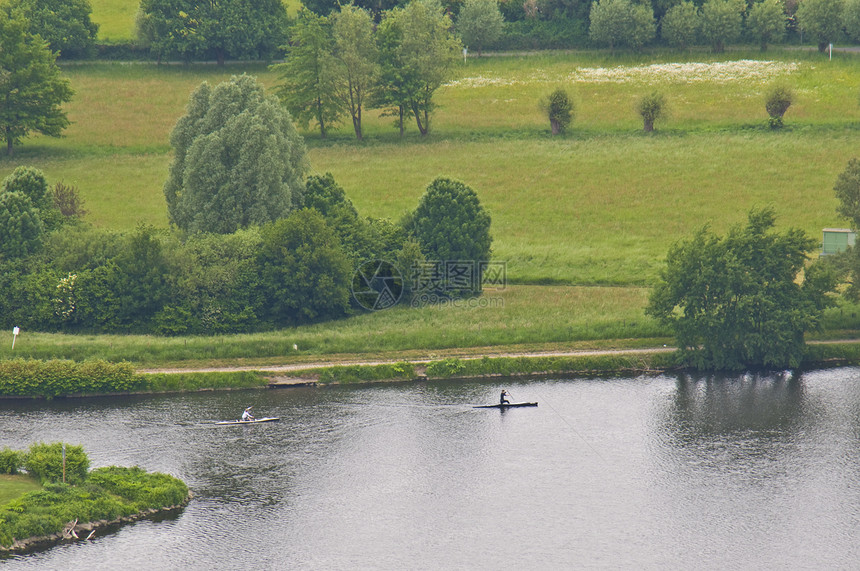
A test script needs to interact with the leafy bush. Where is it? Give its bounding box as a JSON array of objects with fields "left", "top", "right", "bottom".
[
  {"left": 637, "top": 91, "right": 666, "bottom": 132},
  {"left": 766, "top": 84, "right": 793, "bottom": 129},
  {"left": 22, "top": 443, "right": 89, "bottom": 486},
  {"left": 87, "top": 466, "right": 189, "bottom": 510},
  {"left": 0, "top": 454, "right": 189, "bottom": 547},
  {"left": 426, "top": 357, "right": 467, "bottom": 377},
  {"left": 0, "top": 359, "right": 141, "bottom": 397},
  {"left": 540, "top": 88, "right": 574, "bottom": 135},
  {"left": 0, "top": 448, "right": 22, "bottom": 475},
  {"left": 318, "top": 362, "right": 415, "bottom": 383}
]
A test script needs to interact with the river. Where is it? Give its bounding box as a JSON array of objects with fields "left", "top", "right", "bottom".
[{"left": 2, "top": 368, "right": 860, "bottom": 569}]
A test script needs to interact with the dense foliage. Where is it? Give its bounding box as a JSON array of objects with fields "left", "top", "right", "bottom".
[
  {"left": 135, "top": 0, "right": 288, "bottom": 63},
  {"left": 647, "top": 208, "right": 837, "bottom": 370},
  {"left": 164, "top": 75, "right": 308, "bottom": 234},
  {"left": 0, "top": 443, "right": 189, "bottom": 548},
  {"left": 540, "top": 88, "right": 574, "bottom": 135},
  {"left": 409, "top": 177, "right": 492, "bottom": 294},
  {"left": 4, "top": 0, "right": 98, "bottom": 58},
  {"left": 636, "top": 91, "right": 666, "bottom": 132},
  {"left": 0, "top": 359, "right": 140, "bottom": 397},
  {"left": 273, "top": 11, "right": 343, "bottom": 139},
  {"left": 0, "top": 10, "right": 74, "bottom": 156},
  {"left": 23, "top": 443, "right": 89, "bottom": 486},
  {"left": 765, "top": 84, "right": 793, "bottom": 128},
  {"left": 457, "top": 0, "right": 504, "bottom": 56}
]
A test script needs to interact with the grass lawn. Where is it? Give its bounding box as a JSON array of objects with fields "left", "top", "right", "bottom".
[{"left": 0, "top": 475, "right": 41, "bottom": 506}]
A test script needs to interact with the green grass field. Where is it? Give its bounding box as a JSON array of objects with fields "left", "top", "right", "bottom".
[
  {"left": 2, "top": 50, "right": 860, "bottom": 362},
  {"left": 0, "top": 475, "right": 40, "bottom": 506}
]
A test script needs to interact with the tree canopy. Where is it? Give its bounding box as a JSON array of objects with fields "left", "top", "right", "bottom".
[
  {"left": 457, "top": 0, "right": 504, "bottom": 56},
  {"left": 164, "top": 74, "right": 308, "bottom": 234},
  {"left": 4, "top": 0, "right": 99, "bottom": 58},
  {"left": 647, "top": 208, "right": 836, "bottom": 370},
  {"left": 589, "top": 0, "right": 655, "bottom": 52},
  {"left": 796, "top": 0, "right": 844, "bottom": 52},
  {"left": 700, "top": 0, "right": 744, "bottom": 53},
  {"left": 0, "top": 11, "right": 74, "bottom": 156},
  {"left": 376, "top": 0, "right": 460, "bottom": 136},
  {"left": 135, "top": 0, "right": 289, "bottom": 64},
  {"left": 331, "top": 5, "right": 379, "bottom": 140},
  {"left": 273, "top": 11, "right": 343, "bottom": 139},
  {"left": 410, "top": 177, "right": 492, "bottom": 293}
]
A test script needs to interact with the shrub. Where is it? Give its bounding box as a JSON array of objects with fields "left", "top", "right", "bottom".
[
  {"left": 22, "top": 442, "right": 89, "bottom": 486},
  {"left": 0, "top": 448, "right": 22, "bottom": 474},
  {"left": 540, "top": 88, "right": 574, "bottom": 135},
  {"left": 766, "top": 84, "right": 793, "bottom": 129},
  {"left": 637, "top": 91, "right": 666, "bottom": 132},
  {"left": 426, "top": 357, "right": 467, "bottom": 377},
  {"left": 52, "top": 181, "right": 87, "bottom": 218},
  {"left": 0, "top": 359, "right": 141, "bottom": 397}
]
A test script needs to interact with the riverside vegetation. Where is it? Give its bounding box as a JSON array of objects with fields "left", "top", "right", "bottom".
[
  {"left": 0, "top": 442, "right": 189, "bottom": 552},
  {"left": 3, "top": 51, "right": 860, "bottom": 376}
]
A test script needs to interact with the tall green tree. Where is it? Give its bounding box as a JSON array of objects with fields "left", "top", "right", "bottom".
[
  {"left": 135, "top": 0, "right": 289, "bottom": 64},
  {"left": 647, "top": 208, "right": 836, "bottom": 370},
  {"left": 257, "top": 209, "right": 352, "bottom": 325},
  {"left": 164, "top": 74, "right": 308, "bottom": 234},
  {"left": 272, "top": 11, "right": 343, "bottom": 139},
  {"left": 4, "top": 0, "right": 99, "bottom": 58},
  {"left": 409, "top": 177, "right": 492, "bottom": 293},
  {"left": 0, "top": 11, "right": 74, "bottom": 156},
  {"left": 457, "top": 0, "right": 504, "bottom": 56},
  {"left": 834, "top": 158, "right": 860, "bottom": 229},
  {"left": 377, "top": 0, "right": 460, "bottom": 136},
  {"left": 845, "top": 0, "right": 860, "bottom": 43},
  {"left": 660, "top": 1, "right": 699, "bottom": 49},
  {"left": 1, "top": 166, "right": 51, "bottom": 211},
  {"left": 331, "top": 5, "right": 379, "bottom": 141},
  {"left": 795, "top": 0, "right": 844, "bottom": 52},
  {"left": 747, "top": 0, "right": 786, "bottom": 50},
  {"left": 0, "top": 191, "right": 44, "bottom": 259},
  {"left": 700, "top": 0, "right": 744, "bottom": 53},
  {"left": 589, "top": 0, "right": 655, "bottom": 51}
]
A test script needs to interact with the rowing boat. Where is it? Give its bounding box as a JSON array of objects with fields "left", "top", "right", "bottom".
[
  {"left": 215, "top": 417, "right": 280, "bottom": 425},
  {"left": 473, "top": 402, "right": 538, "bottom": 409}
]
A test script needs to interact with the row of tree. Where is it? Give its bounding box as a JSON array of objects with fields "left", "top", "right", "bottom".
[
  {"left": 0, "top": 170, "right": 492, "bottom": 334},
  {"left": 272, "top": 1, "right": 462, "bottom": 140},
  {"left": 589, "top": 0, "right": 856, "bottom": 53}
]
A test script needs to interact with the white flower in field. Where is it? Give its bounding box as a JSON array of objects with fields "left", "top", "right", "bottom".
[{"left": 570, "top": 60, "right": 799, "bottom": 85}]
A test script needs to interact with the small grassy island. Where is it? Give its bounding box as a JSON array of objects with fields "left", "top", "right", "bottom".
[{"left": 0, "top": 442, "right": 190, "bottom": 555}]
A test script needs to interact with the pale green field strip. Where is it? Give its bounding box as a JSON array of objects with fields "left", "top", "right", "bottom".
[{"left": 0, "top": 53, "right": 857, "bottom": 286}]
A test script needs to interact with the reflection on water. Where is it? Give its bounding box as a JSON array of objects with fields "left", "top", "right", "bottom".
[{"left": 2, "top": 370, "right": 860, "bottom": 569}]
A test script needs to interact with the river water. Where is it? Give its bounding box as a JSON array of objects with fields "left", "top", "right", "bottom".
[{"left": 2, "top": 368, "right": 860, "bottom": 569}]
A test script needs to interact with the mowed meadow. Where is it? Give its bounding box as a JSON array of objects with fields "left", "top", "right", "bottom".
[{"left": 3, "top": 50, "right": 860, "bottom": 361}]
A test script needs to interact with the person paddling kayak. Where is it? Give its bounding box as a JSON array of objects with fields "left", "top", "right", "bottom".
[
  {"left": 500, "top": 390, "right": 510, "bottom": 405},
  {"left": 241, "top": 407, "right": 255, "bottom": 421}
]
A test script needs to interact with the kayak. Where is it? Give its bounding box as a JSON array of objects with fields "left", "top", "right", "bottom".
[
  {"left": 215, "top": 417, "right": 280, "bottom": 425},
  {"left": 473, "top": 402, "right": 538, "bottom": 409}
]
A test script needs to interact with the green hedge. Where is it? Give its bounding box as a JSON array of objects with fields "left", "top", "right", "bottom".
[
  {"left": 141, "top": 371, "right": 268, "bottom": 392},
  {"left": 317, "top": 362, "right": 416, "bottom": 384},
  {"left": 0, "top": 359, "right": 140, "bottom": 397},
  {"left": 424, "top": 352, "right": 678, "bottom": 379}
]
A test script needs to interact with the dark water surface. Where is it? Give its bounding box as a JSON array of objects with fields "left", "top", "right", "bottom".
[{"left": 3, "top": 368, "right": 860, "bottom": 569}]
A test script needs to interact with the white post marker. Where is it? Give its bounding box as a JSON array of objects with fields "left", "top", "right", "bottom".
[
  {"left": 463, "top": 47, "right": 468, "bottom": 63},
  {"left": 11, "top": 327, "right": 19, "bottom": 350},
  {"left": 830, "top": 43, "right": 833, "bottom": 61}
]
